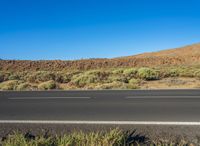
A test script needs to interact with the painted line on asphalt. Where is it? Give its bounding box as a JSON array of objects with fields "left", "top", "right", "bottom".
[
  {"left": 0, "top": 120, "right": 200, "bottom": 125},
  {"left": 8, "top": 97, "right": 91, "bottom": 100},
  {"left": 125, "top": 96, "right": 200, "bottom": 99}
]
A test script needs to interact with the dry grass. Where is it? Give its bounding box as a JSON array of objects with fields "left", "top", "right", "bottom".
[{"left": 0, "top": 129, "right": 193, "bottom": 146}]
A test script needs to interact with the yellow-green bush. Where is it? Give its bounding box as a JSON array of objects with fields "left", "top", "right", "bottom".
[
  {"left": 107, "top": 74, "right": 128, "bottom": 83},
  {"left": 123, "top": 68, "right": 137, "bottom": 77},
  {"left": 112, "top": 68, "right": 124, "bottom": 74},
  {"left": 26, "top": 71, "right": 55, "bottom": 83},
  {"left": 38, "top": 80, "right": 56, "bottom": 90},
  {"left": 71, "top": 70, "right": 108, "bottom": 87},
  {"left": 0, "top": 72, "right": 10, "bottom": 82},
  {"left": 194, "top": 69, "right": 200, "bottom": 78},
  {"left": 8, "top": 74, "right": 20, "bottom": 80},
  {"left": 138, "top": 68, "right": 159, "bottom": 80},
  {"left": 129, "top": 78, "right": 139, "bottom": 84},
  {"left": 16, "top": 82, "right": 32, "bottom": 91},
  {"left": 0, "top": 80, "right": 19, "bottom": 90}
]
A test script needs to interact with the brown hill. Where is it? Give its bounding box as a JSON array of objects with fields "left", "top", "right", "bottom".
[{"left": 1, "top": 43, "right": 200, "bottom": 71}]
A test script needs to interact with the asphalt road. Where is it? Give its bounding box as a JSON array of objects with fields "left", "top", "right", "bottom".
[{"left": 0, "top": 90, "right": 200, "bottom": 122}]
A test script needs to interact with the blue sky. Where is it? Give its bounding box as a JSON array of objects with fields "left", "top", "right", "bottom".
[{"left": 0, "top": 0, "right": 200, "bottom": 60}]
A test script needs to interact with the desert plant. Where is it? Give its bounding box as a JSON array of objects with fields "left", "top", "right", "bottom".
[
  {"left": 0, "top": 72, "right": 11, "bottom": 82},
  {"left": 112, "top": 68, "right": 124, "bottom": 74},
  {"left": 71, "top": 70, "right": 108, "bottom": 87},
  {"left": 129, "top": 78, "right": 139, "bottom": 84},
  {"left": 107, "top": 74, "right": 128, "bottom": 83},
  {"left": 26, "top": 71, "right": 56, "bottom": 83},
  {"left": 16, "top": 82, "right": 32, "bottom": 91},
  {"left": 0, "top": 80, "right": 19, "bottom": 90},
  {"left": 38, "top": 80, "right": 56, "bottom": 90},
  {"left": 168, "top": 68, "right": 180, "bottom": 77},
  {"left": 0, "top": 129, "right": 192, "bottom": 146},
  {"left": 194, "top": 69, "right": 200, "bottom": 78},
  {"left": 0, "top": 72, "right": 5, "bottom": 82},
  {"left": 138, "top": 68, "right": 159, "bottom": 80},
  {"left": 8, "top": 74, "right": 20, "bottom": 80},
  {"left": 123, "top": 68, "right": 138, "bottom": 77}
]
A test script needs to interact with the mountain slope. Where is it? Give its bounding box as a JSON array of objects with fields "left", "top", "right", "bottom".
[
  {"left": 1, "top": 43, "right": 200, "bottom": 71},
  {"left": 132, "top": 43, "right": 200, "bottom": 58}
]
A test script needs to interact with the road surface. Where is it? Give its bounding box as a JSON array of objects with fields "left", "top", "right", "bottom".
[{"left": 0, "top": 90, "right": 200, "bottom": 125}]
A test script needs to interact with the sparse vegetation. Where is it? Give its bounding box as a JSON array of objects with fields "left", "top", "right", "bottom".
[
  {"left": 0, "top": 129, "right": 193, "bottom": 146},
  {"left": 38, "top": 80, "right": 57, "bottom": 90},
  {"left": 0, "top": 80, "right": 19, "bottom": 90},
  {"left": 138, "top": 67, "right": 159, "bottom": 80},
  {"left": 16, "top": 82, "right": 32, "bottom": 91},
  {"left": 1, "top": 66, "right": 200, "bottom": 90}
]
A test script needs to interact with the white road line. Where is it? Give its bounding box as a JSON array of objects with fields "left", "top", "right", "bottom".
[
  {"left": 0, "top": 120, "right": 200, "bottom": 125},
  {"left": 125, "top": 96, "right": 200, "bottom": 99},
  {"left": 8, "top": 97, "right": 91, "bottom": 100}
]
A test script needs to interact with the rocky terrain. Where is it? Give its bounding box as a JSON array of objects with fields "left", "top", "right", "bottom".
[{"left": 1, "top": 43, "right": 200, "bottom": 71}]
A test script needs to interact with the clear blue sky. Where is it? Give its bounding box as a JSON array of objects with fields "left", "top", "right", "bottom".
[{"left": 0, "top": 0, "right": 200, "bottom": 60}]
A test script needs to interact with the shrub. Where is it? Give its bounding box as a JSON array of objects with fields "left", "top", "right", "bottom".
[
  {"left": 123, "top": 68, "right": 137, "bottom": 77},
  {"left": 8, "top": 74, "right": 20, "bottom": 80},
  {"left": 72, "top": 74, "right": 99, "bottom": 87},
  {"left": 26, "top": 71, "right": 55, "bottom": 83},
  {"left": 16, "top": 83, "right": 32, "bottom": 91},
  {"left": 168, "top": 68, "right": 180, "bottom": 77},
  {"left": 162, "top": 67, "right": 193, "bottom": 78},
  {"left": 71, "top": 70, "right": 108, "bottom": 87},
  {"left": 112, "top": 68, "right": 124, "bottom": 74},
  {"left": 194, "top": 69, "right": 200, "bottom": 78},
  {"left": 0, "top": 72, "right": 4, "bottom": 82},
  {"left": 0, "top": 72, "right": 10, "bottom": 82},
  {"left": 129, "top": 78, "right": 139, "bottom": 84},
  {"left": 107, "top": 74, "right": 128, "bottom": 83},
  {"left": 138, "top": 68, "right": 159, "bottom": 80},
  {"left": 38, "top": 80, "right": 56, "bottom": 90},
  {"left": 0, "top": 80, "right": 19, "bottom": 90}
]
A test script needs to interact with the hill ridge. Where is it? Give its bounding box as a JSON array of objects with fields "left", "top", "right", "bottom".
[{"left": 1, "top": 43, "right": 200, "bottom": 71}]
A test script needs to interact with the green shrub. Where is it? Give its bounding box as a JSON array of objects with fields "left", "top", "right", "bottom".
[
  {"left": 107, "top": 74, "right": 128, "bottom": 83},
  {"left": 71, "top": 70, "right": 108, "bottom": 87},
  {"left": 112, "top": 68, "right": 124, "bottom": 74},
  {"left": 54, "top": 72, "right": 64, "bottom": 83},
  {"left": 168, "top": 68, "right": 180, "bottom": 77},
  {"left": 0, "top": 72, "right": 5, "bottom": 82},
  {"left": 194, "top": 69, "right": 200, "bottom": 78},
  {"left": 16, "top": 83, "right": 32, "bottom": 91},
  {"left": 0, "top": 72, "right": 10, "bottom": 82},
  {"left": 26, "top": 71, "right": 55, "bottom": 83},
  {"left": 8, "top": 74, "right": 20, "bottom": 80},
  {"left": 138, "top": 68, "right": 159, "bottom": 80},
  {"left": 0, "top": 80, "right": 19, "bottom": 90},
  {"left": 38, "top": 80, "right": 56, "bottom": 90},
  {"left": 129, "top": 78, "right": 139, "bottom": 84},
  {"left": 72, "top": 74, "right": 99, "bottom": 87},
  {"left": 123, "top": 68, "right": 137, "bottom": 76}
]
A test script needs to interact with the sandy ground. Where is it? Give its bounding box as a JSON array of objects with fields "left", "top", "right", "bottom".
[{"left": 141, "top": 77, "right": 200, "bottom": 89}]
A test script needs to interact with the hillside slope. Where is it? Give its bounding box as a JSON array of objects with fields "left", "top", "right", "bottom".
[{"left": 1, "top": 43, "right": 200, "bottom": 71}]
